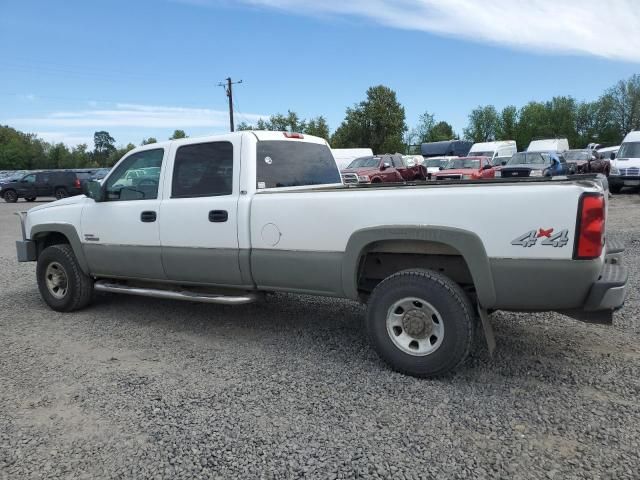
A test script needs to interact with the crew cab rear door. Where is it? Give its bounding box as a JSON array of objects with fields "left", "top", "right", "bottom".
[{"left": 158, "top": 136, "right": 243, "bottom": 286}]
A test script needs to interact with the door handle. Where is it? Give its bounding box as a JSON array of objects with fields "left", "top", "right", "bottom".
[
  {"left": 140, "top": 211, "right": 157, "bottom": 222},
  {"left": 209, "top": 210, "right": 228, "bottom": 222}
]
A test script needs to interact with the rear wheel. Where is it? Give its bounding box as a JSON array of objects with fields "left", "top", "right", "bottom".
[
  {"left": 366, "top": 270, "right": 474, "bottom": 378},
  {"left": 36, "top": 244, "right": 93, "bottom": 312},
  {"left": 3, "top": 190, "right": 17, "bottom": 203},
  {"left": 54, "top": 188, "right": 68, "bottom": 200}
]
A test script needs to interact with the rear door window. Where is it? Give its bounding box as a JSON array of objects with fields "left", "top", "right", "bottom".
[
  {"left": 256, "top": 141, "right": 340, "bottom": 189},
  {"left": 171, "top": 141, "right": 233, "bottom": 198}
]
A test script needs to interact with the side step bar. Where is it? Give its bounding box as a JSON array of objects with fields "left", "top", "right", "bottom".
[{"left": 94, "top": 281, "right": 258, "bottom": 305}]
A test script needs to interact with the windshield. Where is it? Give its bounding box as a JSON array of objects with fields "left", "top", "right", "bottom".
[
  {"left": 618, "top": 142, "right": 640, "bottom": 159},
  {"left": 445, "top": 158, "right": 481, "bottom": 169},
  {"left": 508, "top": 152, "right": 548, "bottom": 165},
  {"left": 493, "top": 156, "right": 510, "bottom": 166},
  {"left": 469, "top": 151, "right": 494, "bottom": 158},
  {"left": 346, "top": 156, "right": 380, "bottom": 168},
  {"left": 564, "top": 151, "right": 592, "bottom": 161},
  {"left": 425, "top": 159, "right": 446, "bottom": 168}
]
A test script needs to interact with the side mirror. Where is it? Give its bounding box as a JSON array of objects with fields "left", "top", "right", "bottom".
[
  {"left": 482, "top": 164, "right": 492, "bottom": 170},
  {"left": 83, "top": 180, "right": 104, "bottom": 202},
  {"left": 610, "top": 152, "right": 616, "bottom": 160},
  {"left": 439, "top": 166, "right": 444, "bottom": 170},
  {"left": 380, "top": 162, "right": 391, "bottom": 171}
]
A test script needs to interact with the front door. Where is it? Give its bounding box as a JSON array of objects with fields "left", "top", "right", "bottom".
[
  {"left": 80, "top": 147, "right": 167, "bottom": 279},
  {"left": 159, "top": 138, "right": 243, "bottom": 286},
  {"left": 18, "top": 173, "right": 37, "bottom": 198}
]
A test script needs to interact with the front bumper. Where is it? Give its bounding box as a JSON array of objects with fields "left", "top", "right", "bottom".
[
  {"left": 609, "top": 174, "right": 640, "bottom": 187},
  {"left": 559, "top": 239, "right": 627, "bottom": 324}
]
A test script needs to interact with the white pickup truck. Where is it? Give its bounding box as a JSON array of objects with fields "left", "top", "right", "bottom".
[{"left": 16, "top": 131, "right": 628, "bottom": 377}]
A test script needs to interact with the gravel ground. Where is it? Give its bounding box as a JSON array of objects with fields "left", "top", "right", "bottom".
[{"left": 1, "top": 194, "right": 639, "bottom": 479}]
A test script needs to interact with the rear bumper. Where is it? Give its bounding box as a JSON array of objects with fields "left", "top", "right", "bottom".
[{"left": 558, "top": 241, "right": 627, "bottom": 324}]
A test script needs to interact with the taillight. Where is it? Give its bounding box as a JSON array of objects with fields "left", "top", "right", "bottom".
[
  {"left": 74, "top": 178, "right": 81, "bottom": 188},
  {"left": 574, "top": 193, "right": 605, "bottom": 259},
  {"left": 283, "top": 132, "right": 304, "bottom": 139}
]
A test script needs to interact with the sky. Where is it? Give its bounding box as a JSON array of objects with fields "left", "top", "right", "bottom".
[{"left": 1, "top": 0, "right": 639, "bottom": 148}]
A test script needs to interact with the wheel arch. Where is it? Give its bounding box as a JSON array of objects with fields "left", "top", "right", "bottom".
[
  {"left": 342, "top": 226, "right": 496, "bottom": 308},
  {"left": 31, "top": 223, "right": 90, "bottom": 275}
]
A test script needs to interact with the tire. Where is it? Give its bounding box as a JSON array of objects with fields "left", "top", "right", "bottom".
[
  {"left": 3, "top": 190, "right": 18, "bottom": 203},
  {"left": 366, "top": 270, "right": 475, "bottom": 378},
  {"left": 54, "top": 188, "right": 68, "bottom": 200},
  {"left": 25, "top": 197, "right": 36, "bottom": 202},
  {"left": 610, "top": 185, "right": 622, "bottom": 194},
  {"left": 36, "top": 244, "right": 93, "bottom": 312}
]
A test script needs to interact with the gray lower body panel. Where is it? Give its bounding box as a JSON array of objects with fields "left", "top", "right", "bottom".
[
  {"left": 251, "top": 249, "right": 344, "bottom": 296},
  {"left": 16, "top": 240, "right": 37, "bottom": 262},
  {"left": 490, "top": 258, "right": 602, "bottom": 310},
  {"left": 162, "top": 246, "right": 243, "bottom": 285},
  {"left": 83, "top": 244, "right": 167, "bottom": 280}
]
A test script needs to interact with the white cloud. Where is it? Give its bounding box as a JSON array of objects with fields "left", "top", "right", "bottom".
[
  {"left": 9, "top": 103, "right": 267, "bottom": 129},
  {"left": 35, "top": 131, "right": 94, "bottom": 147},
  {"left": 225, "top": 0, "right": 640, "bottom": 63}
]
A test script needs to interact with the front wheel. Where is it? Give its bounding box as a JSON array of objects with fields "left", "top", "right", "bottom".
[
  {"left": 366, "top": 270, "right": 475, "bottom": 377},
  {"left": 36, "top": 244, "right": 94, "bottom": 312},
  {"left": 3, "top": 190, "right": 18, "bottom": 203}
]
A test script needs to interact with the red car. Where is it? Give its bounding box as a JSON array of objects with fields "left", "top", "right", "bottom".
[
  {"left": 341, "top": 154, "right": 426, "bottom": 184},
  {"left": 433, "top": 156, "right": 495, "bottom": 181}
]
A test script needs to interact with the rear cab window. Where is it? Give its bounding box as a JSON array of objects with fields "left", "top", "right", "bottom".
[{"left": 256, "top": 140, "right": 340, "bottom": 189}]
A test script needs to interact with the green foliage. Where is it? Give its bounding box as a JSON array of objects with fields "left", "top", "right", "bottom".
[
  {"left": 141, "top": 137, "right": 157, "bottom": 145},
  {"left": 331, "top": 85, "right": 407, "bottom": 153},
  {"left": 463, "top": 105, "right": 500, "bottom": 142},
  {"left": 304, "top": 116, "right": 330, "bottom": 140},
  {"left": 169, "top": 130, "right": 187, "bottom": 139},
  {"left": 235, "top": 112, "right": 330, "bottom": 140}
]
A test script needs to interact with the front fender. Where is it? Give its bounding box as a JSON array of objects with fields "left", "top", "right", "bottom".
[{"left": 30, "top": 223, "right": 90, "bottom": 275}]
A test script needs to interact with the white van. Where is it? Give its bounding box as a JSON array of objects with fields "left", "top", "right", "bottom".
[
  {"left": 609, "top": 131, "right": 640, "bottom": 193},
  {"left": 468, "top": 140, "right": 517, "bottom": 165},
  {"left": 527, "top": 138, "right": 570, "bottom": 153}
]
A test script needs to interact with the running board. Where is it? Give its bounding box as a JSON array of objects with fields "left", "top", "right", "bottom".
[{"left": 94, "top": 281, "right": 258, "bottom": 305}]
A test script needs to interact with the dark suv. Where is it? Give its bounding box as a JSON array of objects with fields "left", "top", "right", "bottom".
[{"left": 0, "top": 170, "right": 93, "bottom": 203}]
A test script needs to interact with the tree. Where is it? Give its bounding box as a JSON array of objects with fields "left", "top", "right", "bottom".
[
  {"left": 141, "top": 137, "right": 157, "bottom": 145},
  {"left": 93, "top": 131, "right": 115, "bottom": 167},
  {"left": 429, "top": 121, "right": 455, "bottom": 142},
  {"left": 304, "top": 116, "right": 330, "bottom": 140},
  {"left": 415, "top": 111, "right": 435, "bottom": 143},
  {"left": 236, "top": 122, "right": 253, "bottom": 131},
  {"left": 600, "top": 74, "right": 640, "bottom": 141},
  {"left": 463, "top": 105, "right": 499, "bottom": 142},
  {"left": 497, "top": 105, "right": 518, "bottom": 141},
  {"left": 169, "top": 129, "right": 187, "bottom": 139},
  {"left": 332, "top": 85, "right": 406, "bottom": 153}
]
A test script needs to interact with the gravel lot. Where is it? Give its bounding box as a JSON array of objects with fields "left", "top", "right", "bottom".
[{"left": 1, "top": 194, "right": 639, "bottom": 479}]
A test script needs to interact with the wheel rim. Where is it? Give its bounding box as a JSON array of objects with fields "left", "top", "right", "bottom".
[
  {"left": 45, "top": 261, "right": 69, "bottom": 299},
  {"left": 56, "top": 190, "right": 67, "bottom": 199},
  {"left": 386, "top": 297, "right": 444, "bottom": 356},
  {"left": 5, "top": 191, "right": 16, "bottom": 201}
]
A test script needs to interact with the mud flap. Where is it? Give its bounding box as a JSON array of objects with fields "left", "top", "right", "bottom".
[{"left": 477, "top": 306, "right": 496, "bottom": 356}]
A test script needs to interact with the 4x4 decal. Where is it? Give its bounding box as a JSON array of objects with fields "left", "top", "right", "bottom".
[{"left": 511, "top": 228, "right": 569, "bottom": 248}]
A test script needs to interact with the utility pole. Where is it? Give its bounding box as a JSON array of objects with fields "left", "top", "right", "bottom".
[{"left": 218, "top": 77, "right": 242, "bottom": 132}]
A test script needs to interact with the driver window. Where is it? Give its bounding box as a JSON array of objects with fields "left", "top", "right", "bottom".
[
  {"left": 23, "top": 174, "right": 35, "bottom": 183},
  {"left": 104, "top": 148, "right": 164, "bottom": 201}
]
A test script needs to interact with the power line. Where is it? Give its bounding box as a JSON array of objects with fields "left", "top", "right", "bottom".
[{"left": 217, "top": 77, "right": 242, "bottom": 132}]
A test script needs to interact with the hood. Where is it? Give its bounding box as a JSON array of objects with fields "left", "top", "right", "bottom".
[
  {"left": 341, "top": 167, "right": 380, "bottom": 175},
  {"left": 28, "top": 194, "right": 87, "bottom": 213},
  {"left": 501, "top": 163, "right": 545, "bottom": 171},
  {"left": 435, "top": 168, "right": 478, "bottom": 175}
]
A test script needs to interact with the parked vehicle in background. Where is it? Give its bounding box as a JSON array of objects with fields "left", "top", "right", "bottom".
[
  {"left": 1, "top": 170, "right": 88, "bottom": 202},
  {"left": 608, "top": 131, "right": 640, "bottom": 193},
  {"left": 527, "top": 138, "right": 570, "bottom": 153},
  {"left": 564, "top": 149, "right": 611, "bottom": 176},
  {"left": 341, "top": 154, "right": 426, "bottom": 184},
  {"left": 498, "top": 152, "right": 569, "bottom": 178},
  {"left": 421, "top": 140, "right": 472, "bottom": 159},
  {"left": 596, "top": 146, "right": 619, "bottom": 160},
  {"left": 16, "top": 131, "right": 627, "bottom": 378},
  {"left": 90, "top": 168, "right": 111, "bottom": 181},
  {"left": 402, "top": 155, "right": 424, "bottom": 166},
  {"left": 468, "top": 140, "right": 517, "bottom": 164},
  {"left": 332, "top": 148, "right": 374, "bottom": 170},
  {"left": 433, "top": 156, "right": 495, "bottom": 180},
  {"left": 423, "top": 156, "right": 457, "bottom": 180},
  {"left": 0, "top": 171, "right": 28, "bottom": 184}
]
